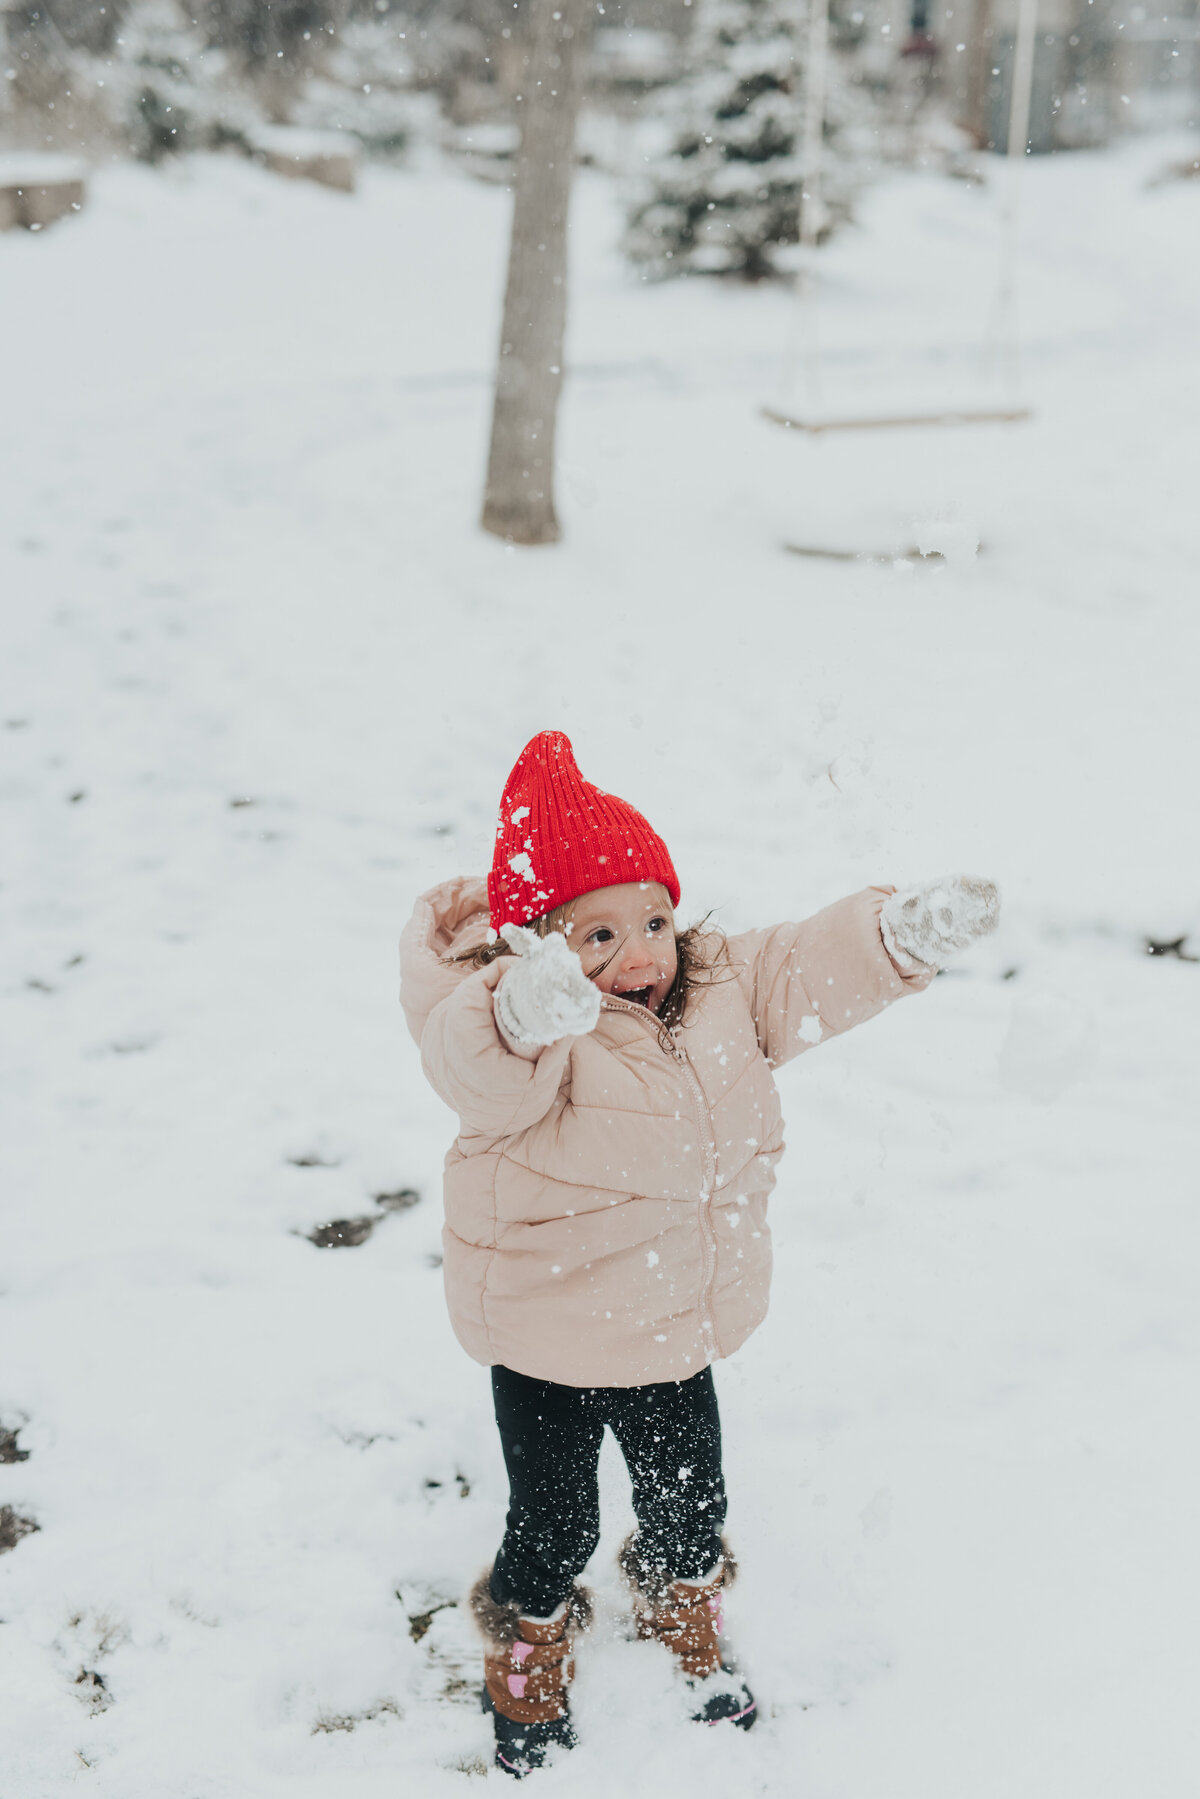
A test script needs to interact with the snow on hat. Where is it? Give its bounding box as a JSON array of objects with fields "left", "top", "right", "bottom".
[{"left": 488, "top": 731, "right": 681, "bottom": 932}]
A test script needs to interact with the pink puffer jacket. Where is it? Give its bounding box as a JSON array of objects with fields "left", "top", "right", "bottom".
[{"left": 400, "top": 877, "right": 931, "bottom": 1388}]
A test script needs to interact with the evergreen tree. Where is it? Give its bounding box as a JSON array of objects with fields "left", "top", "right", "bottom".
[
  {"left": 103, "top": 0, "right": 252, "bottom": 159},
  {"left": 289, "top": 16, "right": 423, "bottom": 154},
  {"left": 624, "top": 0, "right": 874, "bottom": 281},
  {"left": 200, "top": 0, "right": 354, "bottom": 74}
]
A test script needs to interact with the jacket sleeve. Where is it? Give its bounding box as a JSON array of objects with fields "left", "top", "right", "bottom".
[
  {"left": 418, "top": 959, "right": 575, "bottom": 1138},
  {"left": 727, "top": 886, "right": 934, "bottom": 1069}
]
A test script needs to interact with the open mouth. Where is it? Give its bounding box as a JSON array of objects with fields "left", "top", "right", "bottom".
[{"left": 617, "top": 987, "right": 654, "bottom": 1008}]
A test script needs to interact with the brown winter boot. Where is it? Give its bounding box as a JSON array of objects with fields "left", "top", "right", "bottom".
[
  {"left": 619, "top": 1535, "right": 757, "bottom": 1729},
  {"left": 469, "top": 1572, "right": 592, "bottom": 1778}
]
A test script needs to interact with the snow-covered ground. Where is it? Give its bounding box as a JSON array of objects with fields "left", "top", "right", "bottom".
[{"left": 2, "top": 136, "right": 1199, "bottom": 1796}]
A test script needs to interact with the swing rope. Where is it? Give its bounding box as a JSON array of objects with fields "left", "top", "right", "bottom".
[
  {"left": 983, "top": 0, "right": 1039, "bottom": 396},
  {"left": 771, "top": 0, "right": 1038, "bottom": 433}
]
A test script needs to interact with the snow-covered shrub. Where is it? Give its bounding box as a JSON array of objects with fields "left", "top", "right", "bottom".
[
  {"left": 105, "top": 1, "right": 256, "bottom": 161},
  {"left": 202, "top": 0, "right": 355, "bottom": 73},
  {"left": 288, "top": 17, "right": 421, "bottom": 156},
  {"left": 623, "top": 0, "right": 879, "bottom": 280},
  {"left": 393, "top": 0, "right": 516, "bottom": 125},
  {"left": 2, "top": 0, "right": 463, "bottom": 162},
  {"left": 7, "top": 0, "right": 129, "bottom": 56},
  {"left": 0, "top": 0, "right": 212, "bottom": 156}
]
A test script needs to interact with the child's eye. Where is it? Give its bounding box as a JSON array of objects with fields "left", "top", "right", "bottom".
[
  {"left": 588, "top": 927, "right": 614, "bottom": 946},
  {"left": 648, "top": 917, "right": 667, "bottom": 933}
]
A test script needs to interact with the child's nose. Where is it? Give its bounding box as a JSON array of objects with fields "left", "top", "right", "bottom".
[{"left": 620, "top": 941, "right": 655, "bottom": 972}]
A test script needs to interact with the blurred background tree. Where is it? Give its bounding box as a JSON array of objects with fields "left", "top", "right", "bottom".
[
  {"left": 4, "top": 0, "right": 1197, "bottom": 166},
  {"left": 622, "top": 0, "right": 879, "bottom": 280},
  {"left": 2, "top": 0, "right": 1195, "bottom": 199},
  {"left": 480, "top": 0, "right": 593, "bottom": 543}
]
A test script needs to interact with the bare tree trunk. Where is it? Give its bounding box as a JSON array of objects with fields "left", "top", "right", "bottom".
[
  {"left": 963, "top": 0, "right": 996, "bottom": 148},
  {"left": 481, "top": 0, "right": 592, "bottom": 545}
]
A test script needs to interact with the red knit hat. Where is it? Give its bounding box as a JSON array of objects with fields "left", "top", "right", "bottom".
[{"left": 488, "top": 731, "right": 681, "bottom": 931}]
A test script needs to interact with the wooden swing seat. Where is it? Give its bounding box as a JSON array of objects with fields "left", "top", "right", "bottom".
[
  {"left": 761, "top": 402, "right": 1033, "bottom": 435},
  {"left": 783, "top": 541, "right": 944, "bottom": 563}
]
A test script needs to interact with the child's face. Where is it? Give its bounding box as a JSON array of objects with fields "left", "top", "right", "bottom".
[{"left": 562, "top": 882, "right": 678, "bottom": 1014}]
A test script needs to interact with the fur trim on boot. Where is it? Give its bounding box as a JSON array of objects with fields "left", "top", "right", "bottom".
[
  {"left": 468, "top": 1570, "right": 593, "bottom": 1647},
  {"left": 618, "top": 1532, "right": 738, "bottom": 1604}
]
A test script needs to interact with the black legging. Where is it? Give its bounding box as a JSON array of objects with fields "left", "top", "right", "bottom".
[{"left": 489, "top": 1364, "right": 727, "bottom": 1617}]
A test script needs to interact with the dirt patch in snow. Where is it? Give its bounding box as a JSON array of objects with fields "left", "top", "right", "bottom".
[{"left": 0, "top": 1506, "right": 38, "bottom": 1553}]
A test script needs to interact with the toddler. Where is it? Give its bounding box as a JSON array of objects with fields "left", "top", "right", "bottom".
[{"left": 399, "top": 730, "right": 998, "bottom": 1777}]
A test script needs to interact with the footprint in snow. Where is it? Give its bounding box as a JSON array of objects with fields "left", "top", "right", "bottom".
[
  {"left": 304, "top": 1187, "right": 422, "bottom": 1249},
  {"left": 312, "top": 1699, "right": 401, "bottom": 1734},
  {"left": 307, "top": 1215, "right": 378, "bottom": 1248},
  {"left": 0, "top": 1425, "right": 30, "bottom": 1464},
  {"left": 0, "top": 1506, "right": 39, "bottom": 1554},
  {"left": 1145, "top": 934, "right": 1198, "bottom": 961},
  {"left": 74, "top": 1669, "right": 110, "bottom": 1715},
  {"left": 399, "top": 1592, "right": 477, "bottom": 1706}
]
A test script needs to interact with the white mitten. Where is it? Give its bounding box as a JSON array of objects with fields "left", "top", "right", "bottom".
[
  {"left": 494, "top": 923, "right": 602, "bottom": 1047},
  {"left": 881, "top": 875, "right": 1000, "bottom": 971}
]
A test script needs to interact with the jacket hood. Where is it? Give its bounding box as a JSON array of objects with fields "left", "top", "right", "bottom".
[{"left": 399, "top": 876, "right": 491, "bottom": 1047}]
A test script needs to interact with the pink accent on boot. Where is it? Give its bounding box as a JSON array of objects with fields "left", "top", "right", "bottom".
[
  {"left": 709, "top": 1698, "right": 757, "bottom": 1727},
  {"left": 507, "top": 1673, "right": 529, "bottom": 1699},
  {"left": 512, "top": 1641, "right": 534, "bottom": 1664}
]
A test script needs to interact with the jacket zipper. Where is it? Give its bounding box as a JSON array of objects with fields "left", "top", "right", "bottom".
[{"left": 601, "top": 997, "right": 723, "bottom": 1358}]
